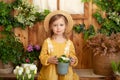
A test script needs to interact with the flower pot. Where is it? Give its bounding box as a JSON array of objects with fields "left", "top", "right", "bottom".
[
  {"left": 0, "top": 61, "right": 13, "bottom": 74},
  {"left": 57, "top": 62, "right": 69, "bottom": 75},
  {"left": 0, "top": 67, "right": 13, "bottom": 74},
  {"left": 116, "top": 75, "right": 120, "bottom": 80},
  {"left": 21, "top": 63, "right": 31, "bottom": 68},
  {"left": 93, "top": 53, "right": 120, "bottom": 76}
]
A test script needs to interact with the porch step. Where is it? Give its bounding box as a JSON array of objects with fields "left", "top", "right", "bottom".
[{"left": 73, "top": 69, "right": 114, "bottom": 80}]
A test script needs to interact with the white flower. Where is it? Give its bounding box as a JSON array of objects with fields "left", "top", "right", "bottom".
[
  {"left": 13, "top": 69, "right": 18, "bottom": 75},
  {"left": 25, "top": 67, "right": 30, "bottom": 74},
  {"left": 28, "top": 74, "right": 32, "bottom": 79},
  {"left": 18, "top": 67, "right": 23, "bottom": 75},
  {"left": 61, "top": 56, "right": 66, "bottom": 60},
  {"left": 34, "top": 69, "right": 37, "bottom": 74},
  {"left": 16, "top": 66, "right": 20, "bottom": 69},
  {"left": 13, "top": 64, "right": 37, "bottom": 79},
  {"left": 30, "top": 64, "right": 37, "bottom": 71},
  {"left": 65, "top": 57, "right": 70, "bottom": 61}
]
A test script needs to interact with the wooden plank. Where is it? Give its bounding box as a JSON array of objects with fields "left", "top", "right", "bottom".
[
  {"left": 28, "top": 25, "right": 38, "bottom": 45},
  {"left": 36, "top": 22, "right": 47, "bottom": 46},
  {"left": 14, "top": 27, "right": 28, "bottom": 49},
  {"left": 72, "top": 32, "right": 84, "bottom": 68}
]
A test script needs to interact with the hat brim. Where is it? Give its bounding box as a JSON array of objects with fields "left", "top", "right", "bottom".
[{"left": 44, "top": 10, "right": 73, "bottom": 34}]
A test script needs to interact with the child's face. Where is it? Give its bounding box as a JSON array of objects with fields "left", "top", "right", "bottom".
[{"left": 51, "top": 17, "right": 66, "bottom": 35}]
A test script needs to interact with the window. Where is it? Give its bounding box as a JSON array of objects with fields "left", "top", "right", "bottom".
[{"left": 33, "top": 0, "right": 89, "bottom": 19}]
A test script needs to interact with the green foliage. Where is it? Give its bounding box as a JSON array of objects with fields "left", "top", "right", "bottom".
[
  {"left": 93, "top": 12, "right": 104, "bottom": 24},
  {"left": 0, "top": 1, "right": 13, "bottom": 31},
  {"left": 111, "top": 61, "right": 120, "bottom": 75},
  {"left": 35, "top": 10, "right": 50, "bottom": 22},
  {"left": 93, "top": 0, "right": 120, "bottom": 12},
  {"left": 92, "top": 0, "right": 120, "bottom": 36},
  {"left": 58, "top": 55, "right": 70, "bottom": 63},
  {"left": 111, "top": 61, "right": 118, "bottom": 73},
  {"left": 81, "top": 0, "right": 91, "bottom": 2},
  {"left": 0, "top": 0, "right": 50, "bottom": 31},
  {"left": 0, "top": 31, "right": 24, "bottom": 65},
  {"left": 73, "top": 24, "right": 85, "bottom": 33},
  {"left": 73, "top": 24, "right": 96, "bottom": 40},
  {"left": 79, "top": 0, "right": 120, "bottom": 37},
  {"left": 83, "top": 25, "right": 96, "bottom": 40},
  {"left": 20, "top": 44, "right": 41, "bottom": 64}
]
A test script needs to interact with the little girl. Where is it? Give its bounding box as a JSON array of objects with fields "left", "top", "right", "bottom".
[{"left": 38, "top": 10, "right": 79, "bottom": 80}]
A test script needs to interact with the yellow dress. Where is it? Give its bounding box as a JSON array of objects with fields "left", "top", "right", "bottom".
[{"left": 38, "top": 38, "right": 79, "bottom": 80}]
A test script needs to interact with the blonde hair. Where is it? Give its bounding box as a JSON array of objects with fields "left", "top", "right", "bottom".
[{"left": 48, "top": 14, "right": 69, "bottom": 39}]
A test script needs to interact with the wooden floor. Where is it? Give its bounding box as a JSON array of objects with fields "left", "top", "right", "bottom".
[{"left": 0, "top": 69, "right": 115, "bottom": 80}]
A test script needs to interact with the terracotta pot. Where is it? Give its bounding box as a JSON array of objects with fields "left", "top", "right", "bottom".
[{"left": 93, "top": 53, "right": 120, "bottom": 76}]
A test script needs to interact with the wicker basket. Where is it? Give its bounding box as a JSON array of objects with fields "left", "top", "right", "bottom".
[
  {"left": 116, "top": 76, "right": 120, "bottom": 80},
  {"left": 0, "top": 67, "right": 13, "bottom": 74},
  {"left": 93, "top": 53, "right": 120, "bottom": 76}
]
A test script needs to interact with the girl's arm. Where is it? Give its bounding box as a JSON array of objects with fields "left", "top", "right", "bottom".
[
  {"left": 39, "top": 40, "right": 51, "bottom": 66},
  {"left": 69, "top": 41, "right": 78, "bottom": 67}
]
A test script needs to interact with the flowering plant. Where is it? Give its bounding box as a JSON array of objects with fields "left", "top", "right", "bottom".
[
  {"left": 21, "top": 44, "right": 41, "bottom": 64},
  {"left": 58, "top": 55, "right": 70, "bottom": 63},
  {"left": 13, "top": 64, "right": 37, "bottom": 80}
]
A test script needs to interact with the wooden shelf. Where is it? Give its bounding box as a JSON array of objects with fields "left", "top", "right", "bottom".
[
  {"left": 73, "top": 69, "right": 114, "bottom": 80},
  {"left": 0, "top": 69, "right": 115, "bottom": 80}
]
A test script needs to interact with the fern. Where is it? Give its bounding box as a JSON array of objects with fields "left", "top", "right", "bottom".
[{"left": 111, "top": 61, "right": 118, "bottom": 73}]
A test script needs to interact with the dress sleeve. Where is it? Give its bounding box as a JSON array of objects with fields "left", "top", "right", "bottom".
[
  {"left": 39, "top": 39, "right": 50, "bottom": 66},
  {"left": 69, "top": 41, "right": 78, "bottom": 67}
]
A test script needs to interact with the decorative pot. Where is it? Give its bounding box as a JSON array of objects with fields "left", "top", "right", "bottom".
[
  {"left": 57, "top": 62, "right": 69, "bottom": 75},
  {"left": 0, "top": 67, "right": 13, "bottom": 74},
  {"left": 93, "top": 53, "right": 120, "bottom": 76},
  {"left": 0, "top": 61, "right": 13, "bottom": 74}
]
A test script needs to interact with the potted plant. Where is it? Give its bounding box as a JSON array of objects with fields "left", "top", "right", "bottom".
[
  {"left": 81, "top": 0, "right": 120, "bottom": 76},
  {"left": 111, "top": 61, "right": 120, "bottom": 80},
  {"left": 0, "top": 31, "right": 24, "bottom": 73},
  {"left": 57, "top": 55, "right": 70, "bottom": 75},
  {"left": 85, "top": 33, "right": 120, "bottom": 76},
  {"left": 13, "top": 64, "right": 37, "bottom": 80},
  {"left": 21, "top": 44, "right": 41, "bottom": 64},
  {"left": 20, "top": 44, "right": 41, "bottom": 72}
]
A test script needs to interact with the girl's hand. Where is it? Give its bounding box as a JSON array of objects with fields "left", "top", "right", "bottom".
[
  {"left": 70, "top": 57, "right": 76, "bottom": 66},
  {"left": 48, "top": 56, "right": 58, "bottom": 64}
]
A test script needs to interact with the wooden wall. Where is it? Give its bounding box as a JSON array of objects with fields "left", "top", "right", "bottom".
[{"left": 0, "top": 0, "right": 100, "bottom": 69}]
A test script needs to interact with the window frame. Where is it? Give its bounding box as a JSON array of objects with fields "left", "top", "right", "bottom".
[{"left": 57, "top": 0, "right": 89, "bottom": 20}]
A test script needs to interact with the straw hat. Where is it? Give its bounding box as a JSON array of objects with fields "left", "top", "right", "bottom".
[{"left": 44, "top": 10, "right": 73, "bottom": 34}]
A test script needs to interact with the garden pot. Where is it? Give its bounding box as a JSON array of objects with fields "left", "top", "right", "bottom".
[
  {"left": 57, "top": 62, "right": 69, "bottom": 75},
  {"left": 93, "top": 53, "right": 120, "bottom": 76},
  {"left": 0, "top": 61, "right": 13, "bottom": 74},
  {"left": 116, "top": 75, "right": 120, "bottom": 80},
  {"left": 0, "top": 60, "right": 3, "bottom": 68}
]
